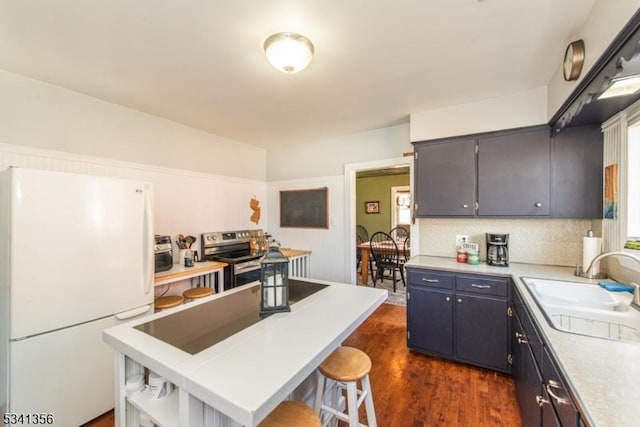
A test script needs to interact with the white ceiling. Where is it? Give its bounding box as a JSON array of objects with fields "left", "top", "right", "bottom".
[{"left": 0, "top": 0, "right": 598, "bottom": 148}]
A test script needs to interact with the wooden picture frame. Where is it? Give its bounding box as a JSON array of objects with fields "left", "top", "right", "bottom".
[
  {"left": 280, "top": 188, "right": 329, "bottom": 228},
  {"left": 365, "top": 201, "right": 380, "bottom": 214}
]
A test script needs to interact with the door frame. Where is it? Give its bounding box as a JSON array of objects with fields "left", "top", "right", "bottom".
[{"left": 344, "top": 157, "right": 415, "bottom": 285}]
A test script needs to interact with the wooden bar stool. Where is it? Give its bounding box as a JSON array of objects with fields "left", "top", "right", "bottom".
[
  {"left": 259, "top": 400, "right": 321, "bottom": 427},
  {"left": 183, "top": 286, "right": 214, "bottom": 302},
  {"left": 314, "top": 346, "right": 377, "bottom": 427},
  {"left": 153, "top": 295, "right": 184, "bottom": 311}
]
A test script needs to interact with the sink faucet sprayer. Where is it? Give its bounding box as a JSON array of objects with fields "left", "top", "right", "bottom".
[{"left": 577, "top": 251, "right": 640, "bottom": 309}]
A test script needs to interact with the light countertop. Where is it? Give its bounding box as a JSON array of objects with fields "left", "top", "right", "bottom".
[
  {"left": 405, "top": 255, "right": 640, "bottom": 427},
  {"left": 103, "top": 279, "right": 387, "bottom": 426}
]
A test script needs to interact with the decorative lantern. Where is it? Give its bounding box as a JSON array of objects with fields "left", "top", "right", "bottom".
[{"left": 259, "top": 244, "right": 290, "bottom": 316}]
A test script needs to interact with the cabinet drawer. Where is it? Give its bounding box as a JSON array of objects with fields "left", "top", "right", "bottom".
[
  {"left": 407, "top": 269, "right": 454, "bottom": 289},
  {"left": 456, "top": 275, "right": 508, "bottom": 296},
  {"left": 542, "top": 348, "right": 579, "bottom": 427}
]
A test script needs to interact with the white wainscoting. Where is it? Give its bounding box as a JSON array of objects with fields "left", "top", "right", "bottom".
[
  {"left": 0, "top": 143, "right": 267, "bottom": 259},
  {"left": 267, "top": 176, "right": 345, "bottom": 284}
]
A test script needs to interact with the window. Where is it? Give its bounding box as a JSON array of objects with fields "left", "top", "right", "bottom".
[
  {"left": 391, "top": 186, "right": 410, "bottom": 228},
  {"left": 626, "top": 122, "right": 640, "bottom": 249}
]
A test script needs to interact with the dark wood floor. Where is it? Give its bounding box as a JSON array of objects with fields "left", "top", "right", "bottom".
[{"left": 85, "top": 303, "right": 522, "bottom": 427}]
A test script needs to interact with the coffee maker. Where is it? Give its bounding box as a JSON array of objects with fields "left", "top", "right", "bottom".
[{"left": 486, "top": 233, "right": 509, "bottom": 267}]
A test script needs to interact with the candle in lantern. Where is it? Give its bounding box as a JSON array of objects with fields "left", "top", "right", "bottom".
[{"left": 266, "top": 275, "right": 276, "bottom": 307}]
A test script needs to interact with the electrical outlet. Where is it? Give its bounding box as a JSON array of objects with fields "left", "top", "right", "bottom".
[{"left": 455, "top": 234, "right": 469, "bottom": 248}]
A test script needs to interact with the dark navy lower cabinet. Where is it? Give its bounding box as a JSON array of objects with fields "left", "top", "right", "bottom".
[
  {"left": 406, "top": 267, "right": 511, "bottom": 373},
  {"left": 407, "top": 286, "right": 454, "bottom": 357},
  {"left": 512, "top": 283, "right": 582, "bottom": 427}
]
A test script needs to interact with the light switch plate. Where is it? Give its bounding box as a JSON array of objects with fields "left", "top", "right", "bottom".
[{"left": 455, "top": 235, "right": 469, "bottom": 248}]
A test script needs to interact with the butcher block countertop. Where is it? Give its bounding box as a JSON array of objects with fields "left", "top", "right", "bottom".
[
  {"left": 153, "top": 260, "right": 227, "bottom": 286},
  {"left": 280, "top": 248, "right": 311, "bottom": 258}
]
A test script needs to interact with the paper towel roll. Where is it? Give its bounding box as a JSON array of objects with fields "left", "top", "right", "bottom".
[{"left": 583, "top": 236, "right": 602, "bottom": 274}]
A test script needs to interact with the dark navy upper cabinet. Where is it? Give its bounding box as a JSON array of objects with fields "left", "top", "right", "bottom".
[
  {"left": 477, "top": 126, "right": 550, "bottom": 216},
  {"left": 550, "top": 125, "right": 603, "bottom": 219},
  {"left": 412, "top": 124, "right": 602, "bottom": 219},
  {"left": 414, "top": 138, "right": 476, "bottom": 217}
]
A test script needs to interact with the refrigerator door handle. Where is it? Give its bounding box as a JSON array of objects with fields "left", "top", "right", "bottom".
[
  {"left": 143, "top": 187, "right": 154, "bottom": 294},
  {"left": 116, "top": 304, "right": 152, "bottom": 320}
]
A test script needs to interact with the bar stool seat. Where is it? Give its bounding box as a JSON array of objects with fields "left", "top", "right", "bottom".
[
  {"left": 315, "top": 346, "right": 377, "bottom": 427},
  {"left": 183, "top": 286, "right": 214, "bottom": 301},
  {"left": 259, "top": 400, "right": 321, "bottom": 427},
  {"left": 154, "top": 295, "right": 184, "bottom": 311}
]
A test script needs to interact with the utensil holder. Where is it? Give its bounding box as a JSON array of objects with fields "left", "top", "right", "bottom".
[{"left": 178, "top": 249, "right": 188, "bottom": 265}]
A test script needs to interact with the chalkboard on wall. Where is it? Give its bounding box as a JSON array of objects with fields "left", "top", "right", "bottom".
[{"left": 280, "top": 188, "right": 329, "bottom": 228}]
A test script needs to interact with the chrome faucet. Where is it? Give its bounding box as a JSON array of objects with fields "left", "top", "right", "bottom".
[
  {"left": 578, "top": 251, "right": 640, "bottom": 279},
  {"left": 578, "top": 251, "right": 640, "bottom": 308}
]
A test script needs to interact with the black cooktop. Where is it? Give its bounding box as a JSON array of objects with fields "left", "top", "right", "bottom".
[{"left": 135, "top": 280, "right": 329, "bottom": 355}]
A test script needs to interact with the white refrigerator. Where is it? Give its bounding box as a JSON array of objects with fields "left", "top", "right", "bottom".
[{"left": 0, "top": 167, "right": 155, "bottom": 426}]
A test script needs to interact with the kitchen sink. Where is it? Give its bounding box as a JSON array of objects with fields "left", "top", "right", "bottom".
[{"left": 521, "top": 277, "right": 640, "bottom": 343}]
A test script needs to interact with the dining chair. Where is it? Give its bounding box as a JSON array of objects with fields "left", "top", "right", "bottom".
[
  {"left": 356, "top": 225, "right": 369, "bottom": 242},
  {"left": 369, "top": 231, "right": 405, "bottom": 292},
  {"left": 402, "top": 235, "right": 411, "bottom": 263},
  {"left": 389, "top": 225, "right": 409, "bottom": 242}
]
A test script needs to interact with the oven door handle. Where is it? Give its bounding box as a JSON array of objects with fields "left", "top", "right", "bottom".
[{"left": 235, "top": 262, "right": 262, "bottom": 272}]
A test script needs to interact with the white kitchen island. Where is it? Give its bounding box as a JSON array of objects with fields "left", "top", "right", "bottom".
[{"left": 103, "top": 279, "right": 387, "bottom": 427}]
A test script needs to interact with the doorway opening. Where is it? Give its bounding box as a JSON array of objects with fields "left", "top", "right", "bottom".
[{"left": 344, "top": 157, "right": 414, "bottom": 285}]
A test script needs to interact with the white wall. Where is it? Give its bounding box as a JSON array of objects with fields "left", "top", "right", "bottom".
[
  {"left": 0, "top": 70, "right": 266, "bottom": 181},
  {"left": 547, "top": 0, "right": 640, "bottom": 119},
  {"left": 409, "top": 87, "right": 548, "bottom": 142},
  {"left": 265, "top": 125, "right": 411, "bottom": 283},
  {"left": 266, "top": 175, "right": 345, "bottom": 283},
  {"left": 266, "top": 124, "right": 411, "bottom": 181}
]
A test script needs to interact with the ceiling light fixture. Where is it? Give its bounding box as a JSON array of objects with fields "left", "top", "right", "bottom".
[{"left": 264, "top": 32, "right": 314, "bottom": 74}]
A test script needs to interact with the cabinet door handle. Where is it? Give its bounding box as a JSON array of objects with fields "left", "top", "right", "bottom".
[
  {"left": 546, "top": 382, "right": 570, "bottom": 405},
  {"left": 445, "top": 296, "right": 451, "bottom": 302},
  {"left": 515, "top": 332, "right": 528, "bottom": 344},
  {"left": 462, "top": 204, "right": 469, "bottom": 208},
  {"left": 471, "top": 284, "right": 490, "bottom": 289},
  {"left": 457, "top": 298, "right": 462, "bottom": 303},
  {"left": 536, "top": 395, "right": 550, "bottom": 407},
  {"left": 422, "top": 278, "right": 439, "bottom": 283},
  {"left": 534, "top": 202, "right": 543, "bottom": 207}
]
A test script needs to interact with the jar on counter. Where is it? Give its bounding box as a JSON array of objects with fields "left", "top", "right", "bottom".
[
  {"left": 467, "top": 251, "right": 480, "bottom": 265},
  {"left": 456, "top": 249, "right": 467, "bottom": 263}
]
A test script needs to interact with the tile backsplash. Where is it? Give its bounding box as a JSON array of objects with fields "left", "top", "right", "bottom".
[{"left": 417, "top": 218, "right": 600, "bottom": 267}]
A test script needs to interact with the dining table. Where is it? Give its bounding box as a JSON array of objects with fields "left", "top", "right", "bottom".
[{"left": 357, "top": 241, "right": 409, "bottom": 285}]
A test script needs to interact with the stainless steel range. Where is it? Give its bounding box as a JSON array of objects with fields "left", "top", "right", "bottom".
[{"left": 201, "top": 230, "right": 265, "bottom": 291}]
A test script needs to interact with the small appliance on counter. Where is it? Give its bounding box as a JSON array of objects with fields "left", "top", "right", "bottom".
[
  {"left": 486, "top": 233, "right": 509, "bottom": 267},
  {"left": 154, "top": 235, "right": 173, "bottom": 273}
]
